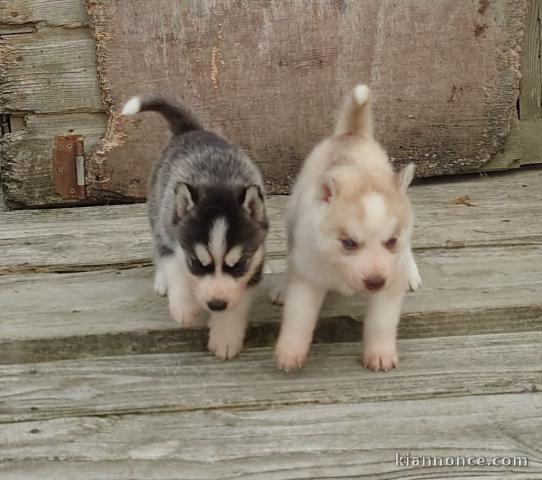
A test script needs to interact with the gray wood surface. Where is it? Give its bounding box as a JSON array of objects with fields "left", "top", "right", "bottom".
[
  {"left": 1, "top": 170, "right": 540, "bottom": 273},
  {"left": 519, "top": 0, "right": 541, "bottom": 119},
  {"left": 2, "top": 244, "right": 542, "bottom": 363},
  {"left": 0, "top": 0, "right": 107, "bottom": 207},
  {"left": 0, "top": 392, "right": 540, "bottom": 479},
  {"left": 0, "top": 0, "right": 89, "bottom": 27},
  {"left": 1, "top": 332, "right": 540, "bottom": 422},
  {"left": 1, "top": 167, "right": 541, "bottom": 478},
  {"left": 1, "top": 170, "right": 541, "bottom": 362},
  {"left": 85, "top": 0, "right": 528, "bottom": 201},
  {"left": 1, "top": 113, "right": 106, "bottom": 208}
]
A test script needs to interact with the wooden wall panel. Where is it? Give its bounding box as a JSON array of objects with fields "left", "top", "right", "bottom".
[
  {"left": 0, "top": 0, "right": 107, "bottom": 207},
  {"left": 0, "top": 0, "right": 531, "bottom": 206},
  {"left": 85, "top": 0, "right": 528, "bottom": 199}
]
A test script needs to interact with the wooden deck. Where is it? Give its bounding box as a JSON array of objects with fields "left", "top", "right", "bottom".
[{"left": 1, "top": 169, "right": 542, "bottom": 479}]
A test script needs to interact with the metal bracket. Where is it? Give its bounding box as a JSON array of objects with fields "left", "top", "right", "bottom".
[{"left": 53, "top": 135, "right": 86, "bottom": 199}]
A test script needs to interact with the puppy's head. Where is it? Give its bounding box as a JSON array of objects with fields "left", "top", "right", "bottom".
[
  {"left": 317, "top": 155, "right": 414, "bottom": 293},
  {"left": 173, "top": 183, "right": 267, "bottom": 312}
]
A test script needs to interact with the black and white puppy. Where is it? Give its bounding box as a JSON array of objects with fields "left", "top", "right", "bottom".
[{"left": 122, "top": 95, "right": 268, "bottom": 360}]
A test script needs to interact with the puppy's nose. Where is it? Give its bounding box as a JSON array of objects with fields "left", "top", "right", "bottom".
[
  {"left": 207, "top": 299, "right": 228, "bottom": 311},
  {"left": 364, "top": 276, "right": 386, "bottom": 291}
]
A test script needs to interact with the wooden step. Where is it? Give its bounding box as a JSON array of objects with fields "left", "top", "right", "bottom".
[
  {"left": 1, "top": 170, "right": 541, "bottom": 274},
  {"left": 0, "top": 332, "right": 540, "bottom": 479},
  {"left": 1, "top": 170, "right": 542, "bottom": 362},
  {"left": 1, "top": 243, "right": 542, "bottom": 363}
]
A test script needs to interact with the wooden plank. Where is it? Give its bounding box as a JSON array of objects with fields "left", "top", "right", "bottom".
[
  {"left": 0, "top": 394, "right": 539, "bottom": 479},
  {"left": 0, "top": 0, "right": 107, "bottom": 207},
  {"left": 1, "top": 169, "right": 541, "bottom": 272},
  {"left": 520, "top": 0, "right": 541, "bottom": 119},
  {"left": 85, "top": 0, "right": 528, "bottom": 200},
  {"left": 1, "top": 113, "right": 106, "bottom": 208},
  {"left": 0, "top": 0, "right": 89, "bottom": 27},
  {"left": 518, "top": 118, "right": 542, "bottom": 165},
  {"left": 0, "top": 332, "right": 540, "bottom": 422},
  {"left": 0, "top": 27, "right": 103, "bottom": 114},
  {"left": 482, "top": 119, "right": 542, "bottom": 171},
  {"left": 1, "top": 240, "right": 542, "bottom": 363}
]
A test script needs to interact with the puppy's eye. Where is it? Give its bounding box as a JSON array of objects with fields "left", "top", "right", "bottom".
[
  {"left": 384, "top": 237, "right": 397, "bottom": 250},
  {"left": 341, "top": 238, "right": 359, "bottom": 251},
  {"left": 223, "top": 260, "right": 247, "bottom": 278}
]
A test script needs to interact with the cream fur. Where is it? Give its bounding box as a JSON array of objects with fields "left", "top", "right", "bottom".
[{"left": 275, "top": 85, "right": 421, "bottom": 372}]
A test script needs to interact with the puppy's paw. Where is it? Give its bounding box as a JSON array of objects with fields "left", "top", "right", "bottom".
[
  {"left": 153, "top": 271, "right": 168, "bottom": 296},
  {"left": 362, "top": 343, "right": 398, "bottom": 372},
  {"left": 275, "top": 336, "right": 310, "bottom": 372},
  {"left": 269, "top": 286, "right": 285, "bottom": 305},
  {"left": 169, "top": 302, "right": 199, "bottom": 327},
  {"left": 207, "top": 323, "right": 245, "bottom": 360}
]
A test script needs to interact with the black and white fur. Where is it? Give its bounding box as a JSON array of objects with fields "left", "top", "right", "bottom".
[{"left": 122, "top": 95, "right": 268, "bottom": 360}]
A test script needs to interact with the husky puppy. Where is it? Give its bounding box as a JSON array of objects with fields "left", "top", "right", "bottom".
[
  {"left": 273, "top": 85, "right": 421, "bottom": 372},
  {"left": 122, "top": 95, "right": 268, "bottom": 360}
]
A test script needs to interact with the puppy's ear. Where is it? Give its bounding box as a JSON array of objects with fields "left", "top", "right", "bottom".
[
  {"left": 320, "top": 174, "right": 338, "bottom": 202},
  {"left": 396, "top": 163, "right": 415, "bottom": 193},
  {"left": 242, "top": 185, "right": 265, "bottom": 222},
  {"left": 174, "top": 182, "right": 198, "bottom": 220}
]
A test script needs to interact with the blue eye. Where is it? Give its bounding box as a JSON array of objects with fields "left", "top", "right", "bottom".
[{"left": 341, "top": 238, "right": 359, "bottom": 251}]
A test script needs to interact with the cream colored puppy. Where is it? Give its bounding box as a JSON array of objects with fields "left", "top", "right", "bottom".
[{"left": 273, "top": 85, "right": 421, "bottom": 372}]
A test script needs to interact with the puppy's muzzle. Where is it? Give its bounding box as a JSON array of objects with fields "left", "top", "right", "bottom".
[
  {"left": 364, "top": 275, "right": 386, "bottom": 292},
  {"left": 207, "top": 299, "right": 228, "bottom": 311}
]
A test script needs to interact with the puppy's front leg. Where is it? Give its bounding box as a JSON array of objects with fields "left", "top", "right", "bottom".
[
  {"left": 362, "top": 283, "right": 405, "bottom": 372},
  {"left": 162, "top": 255, "right": 200, "bottom": 327},
  {"left": 406, "top": 247, "right": 422, "bottom": 292},
  {"left": 275, "top": 273, "right": 327, "bottom": 371},
  {"left": 207, "top": 288, "right": 253, "bottom": 360}
]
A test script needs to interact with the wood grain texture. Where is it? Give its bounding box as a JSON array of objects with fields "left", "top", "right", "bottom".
[
  {"left": 1, "top": 113, "right": 106, "bottom": 208},
  {"left": 520, "top": 0, "right": 541, "bottom": 119},
  {"left": 0, "top": 0, "right": 107, "bottom": 207},
  {"left": 0, "top": 27, "right": 102, "bottom": 114},
  {"left": 1, "top": 242, "right": 542, "bottom": 363},
  {"left": 1, "top": 169, "right": 541, "bottom": 272},
  {"left": 85, "top": 0, "right": 528, "bottom": 200},
  {"left": 0, "top": 332, "right": 541, "bottom": 423},
  {"left": 1, "top": 170, "right": 541, "bottom": 362},
  {"left": 0, "top": 0, "right": 89, "bottom": 27},
  {"left": 0, "top": 393, "right": 540, "bottom": 479}
]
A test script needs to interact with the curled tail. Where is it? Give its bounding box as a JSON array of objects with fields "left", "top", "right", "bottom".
[
  {"left": 334, "top": 84, "right": 373, "bottom": 139},
  {"left": 121, "top": 95, "right": 201, "bottom": 136}
]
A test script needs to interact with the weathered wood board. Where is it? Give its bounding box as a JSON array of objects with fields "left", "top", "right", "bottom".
[
  {"left": 1, "top": 170, "right": 540, "bottom": 274},
  {"left": 1, "top": 169, "right": 541, "bottom": 363},
  {"left": 1, "top": 332, "right": 541, "bottom": 422},
  {"left": 1, "top": 113, "right": 106, "bottom": 208},
  {"left": 0, "top": 393, "right": 540, "bottom": 479},
  {"left": 0, "top": 0, "right": 107, "bottom": 207},
  {"left": 520, "top": 0, "right": 541, "bottom": 120},
  {"left": 2, "top": 243, "right": 542, "bottom": 363},
  {"left": 84, "top": 0, "right": 528, "bottom": 200}
]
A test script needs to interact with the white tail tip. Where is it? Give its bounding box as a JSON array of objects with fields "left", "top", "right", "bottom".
[
  {"left": 353, "top": 85, "right": 370, "bottom": 105},
  {"left": 121, "top": 97, "right": 141, "bottom": 116}
]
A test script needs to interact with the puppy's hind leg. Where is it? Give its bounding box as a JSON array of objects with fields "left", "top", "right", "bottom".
[
  {"left": 162, "top": 255, "right": 200, "bottom": 327},
  {"left": 275, "top": 273, "right": 327, "bottom": 371},
  {"left": 208, "top": 288, "right": 254, "bottom": 360}
]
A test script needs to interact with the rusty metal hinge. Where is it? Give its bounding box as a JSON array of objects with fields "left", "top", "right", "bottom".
[{"left": 53, "top": 135, "right": 86, "bottom": 199}]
